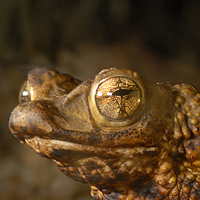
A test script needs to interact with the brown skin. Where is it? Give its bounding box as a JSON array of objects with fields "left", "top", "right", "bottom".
[{"left": 9, "top": 68, "right": 200, "bottom": 200}]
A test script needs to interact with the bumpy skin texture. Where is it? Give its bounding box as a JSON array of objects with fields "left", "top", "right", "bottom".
[{"left": 9, "top": 68, "right": 200, "bottom": 200}]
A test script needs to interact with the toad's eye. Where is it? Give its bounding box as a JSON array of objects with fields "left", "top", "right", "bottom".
[
  {"left": 19, "top": 81, "right": 31, "bottom": 103},
  {"left": 89, "top": 69, "right": 145, "bottom": 128},
  {"left": 95, "top": 77, "right": 141, "bottom": 120}
]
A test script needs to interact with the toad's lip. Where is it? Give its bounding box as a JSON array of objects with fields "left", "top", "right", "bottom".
[{"left": 25, "top": 136, "right": 159, "bottom": 161}]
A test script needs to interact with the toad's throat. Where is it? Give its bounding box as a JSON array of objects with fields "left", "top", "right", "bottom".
[{"left": 25, "top": 137, "right": 160, "bottom": 189}]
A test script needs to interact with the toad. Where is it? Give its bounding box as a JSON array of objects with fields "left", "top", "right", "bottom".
[{"left": 9, "top": 68, "right": 200, "bottom": 200}]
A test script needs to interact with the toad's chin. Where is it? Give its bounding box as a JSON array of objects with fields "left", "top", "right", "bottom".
[{"left": 25, "top": 136, "right": 160, "bottom": 188}]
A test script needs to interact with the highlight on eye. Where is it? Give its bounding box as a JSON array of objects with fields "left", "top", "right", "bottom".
[{"left": 19, "top": 81, "right": 31, "bottom": 103}]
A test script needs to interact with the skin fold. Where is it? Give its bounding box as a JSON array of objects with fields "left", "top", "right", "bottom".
[{"left": 9, "top": 68, "right": 200, "bottom": 200}]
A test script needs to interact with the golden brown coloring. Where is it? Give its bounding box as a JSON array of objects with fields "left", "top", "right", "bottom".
[{"left": 9, "top": 68, "right": 200, "bottom": 199}]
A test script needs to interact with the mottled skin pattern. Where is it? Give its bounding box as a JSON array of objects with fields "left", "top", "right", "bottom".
[{"left": 9, "top": 68, "right": 200, "bottom": 200}]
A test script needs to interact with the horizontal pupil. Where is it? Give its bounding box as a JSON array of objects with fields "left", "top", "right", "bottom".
[{"left": 112, "top": 89, "right": 133, "bottom": 96}]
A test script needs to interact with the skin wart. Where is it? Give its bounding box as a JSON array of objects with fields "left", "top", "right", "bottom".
[{"left": 9, "top": 68, "right": 200, "bottom": 200}]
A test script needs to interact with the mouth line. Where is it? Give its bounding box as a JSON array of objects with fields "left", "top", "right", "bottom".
[{"left": 25, "top": 136, "right": 159, "bottom": 159}]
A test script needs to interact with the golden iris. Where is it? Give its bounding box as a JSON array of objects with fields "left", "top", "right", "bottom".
[{"left": 95, "top": 76, "right": 141, "bottom": 120}]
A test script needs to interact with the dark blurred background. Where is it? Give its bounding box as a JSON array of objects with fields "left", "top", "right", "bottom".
[{"left": 1, "top": 1, "right": 200, "bottom": 199}]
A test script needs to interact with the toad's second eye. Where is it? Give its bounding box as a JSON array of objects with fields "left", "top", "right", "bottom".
[
  {"left": 19, "top": 81, "right": 31, "bottom": 103},
  {"left": 95, "top": 77, "right": 141, "bottom": 120}
]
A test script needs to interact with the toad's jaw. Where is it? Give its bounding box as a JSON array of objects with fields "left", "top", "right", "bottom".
[
  {"left": 25, "top": 136, "right": 160, "bottom": 188},
  {"left": 25, "top": 136, "right": 159, "bottom": 159}
]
